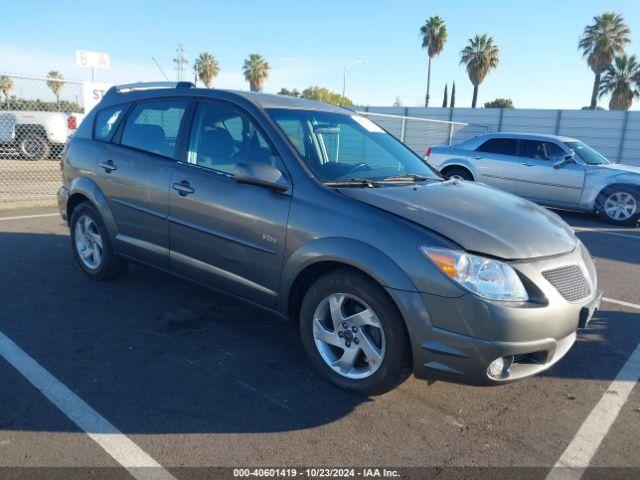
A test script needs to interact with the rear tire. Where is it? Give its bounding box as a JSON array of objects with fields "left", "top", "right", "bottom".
[
  {"left": 443, "top": 167, "right": 473, "bottom": 181},
  {"left": 596, "top": 186, "right": 640, "bottom": 227},
  {"left": 299, "top": 269, "right": 412, "bottom": 396},
  {"left": 70, "top": 202, "right": 129, "bottom": 280},
  {"left": 18, "top": 134, "right": 50, "bottom": 161}
]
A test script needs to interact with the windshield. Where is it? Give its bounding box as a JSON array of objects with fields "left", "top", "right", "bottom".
[
  {"left": 267, "top": 108, "right": 439, "bottom": 184},
  {"left": 565, "top": 141, "right": 610, "bottom": 165}
]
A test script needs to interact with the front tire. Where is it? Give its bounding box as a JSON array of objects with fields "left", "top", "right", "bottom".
[
  {"left": 596, "top": 186, "right": 640, "bottom": 226},
  {"left": 299, "top": 269, "right": 412, "bottom": 396},
  {"left": 70, "top": 202, "right": 129, "bottom": 280}
]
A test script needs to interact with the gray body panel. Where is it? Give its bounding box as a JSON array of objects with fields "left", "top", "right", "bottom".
[
  {"left": 428, "top": 132, "right": 640, "bottom": 212},
  {"left": 58, "top": 87, "right": 600, "bottom": 386},
  {"left": 339, "top": 180, "right": 576, "bottom": 260},
  {"left": 168, "top": 162, "right": 291, "bottom": 308},
  {"left": 94, "top": 143, "right": 174, "bottom": 269}
]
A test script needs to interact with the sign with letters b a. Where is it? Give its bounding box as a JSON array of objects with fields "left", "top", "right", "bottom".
[{"left": 76, "top": 50, "right": 111, "bottom": 70}]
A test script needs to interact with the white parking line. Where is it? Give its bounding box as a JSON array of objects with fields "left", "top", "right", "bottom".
[
  {"left": 603, "top": 297, "right": 640, "bottom": 310},
  {"left": 572, "top": 226, "right": 640, "bottom": 242},
  {"left": 0, "top": 330, "right": 177, "bottom": 480},
  {"left": 0, "top": 212, "right": 59, "bottom": 222},
  {"left": 546, "top": 297, "right": 640, "bottom": 480}
]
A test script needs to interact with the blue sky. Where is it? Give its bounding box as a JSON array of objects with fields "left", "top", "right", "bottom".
[{"left": 2, "top": 0, "right": 639, "bottom": 109}]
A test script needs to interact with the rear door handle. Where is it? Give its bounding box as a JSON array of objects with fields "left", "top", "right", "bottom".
[
  {"left": 172, "top": 181, "right": 195, "bottom": 196},
  {"left": 521, "top": 162, "right": 535, "bottom": 167},
  {"left": 472, "top": 155, "right": 483, "bottom": 160},
  {"left": 99, "top": 160, "right": 117, "bottom": 173}
]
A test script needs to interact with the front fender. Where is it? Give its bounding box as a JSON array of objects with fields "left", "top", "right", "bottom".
[
  {"left": 437, "top": 157, "right": 478, "bottom": 179},
  {"left": 278, "top": 237, "right": 417, "bottom": 313},
  {"left": 68, "top": 176, "right": 118, "bottom": 240},
  {"left": 582, "top": 173, "right": 640, "bottom": 211}
]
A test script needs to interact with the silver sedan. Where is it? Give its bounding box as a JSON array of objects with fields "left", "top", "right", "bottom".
[{"left": 427, "top": 133, "right": 640, "bottom": 226}]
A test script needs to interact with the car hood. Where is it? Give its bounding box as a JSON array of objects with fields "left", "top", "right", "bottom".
[
  {"left": 339, "top": 180, "right": 576, "bottom": 260},
  {"left": 592, "top": 163, "right": 640, "bottom": 175}
]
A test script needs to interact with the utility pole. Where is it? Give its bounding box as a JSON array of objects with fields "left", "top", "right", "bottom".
[
  {"left": 341, "top": 60, "right": 364, "bottom": 106},
  {"left": 173, "top": 44, "right": 189, "bottom": 82}
]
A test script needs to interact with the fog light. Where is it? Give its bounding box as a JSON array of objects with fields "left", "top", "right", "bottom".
[{"left": 487, "top": 357, "right": 511, "bottom": 378}]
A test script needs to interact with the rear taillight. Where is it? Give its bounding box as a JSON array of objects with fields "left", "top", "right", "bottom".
[
  {"left": 425, "top": 147, "right": 432, "bottom": 157},
  {"left": 67, "top": 116, "right": 77, "bottom": 130},
  {"left": 60, "top": 143, "right": 69, "bottom": 170}
]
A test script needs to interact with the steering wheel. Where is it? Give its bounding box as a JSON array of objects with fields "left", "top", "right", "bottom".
[{"left": 336, "top": 163, "right": 372, "bottom": 180}]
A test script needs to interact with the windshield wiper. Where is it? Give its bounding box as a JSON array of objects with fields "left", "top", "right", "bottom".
[
  {"left": 382, "top": 173, "right": 435, "bottom": 182},
  {"left": 323, "top": 178, "right": 382, "bottom": 188}
]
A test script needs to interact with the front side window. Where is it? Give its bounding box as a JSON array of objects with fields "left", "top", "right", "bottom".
[
  {"left": 520, "top": 140, "right": 566, "bottom": 160},
  {"left": 94, "top": 104, "right": 126, "bottom": 141},
  {"left": 476, "top": 138, "right": 518, "bottom": 156},
  {"left": 120, "top": 100, "right": 188, "bottom": 159},
  {"left": 565, "top": 140, "right": 609, "bottom": 165},
  {"left": 187, "top": 102, "right": 276, "bottom": 175},
  {"left": 267, "top": 108, "right": 438, "bottom": 183}
]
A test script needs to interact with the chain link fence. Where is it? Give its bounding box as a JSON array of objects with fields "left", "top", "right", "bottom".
[
  {"left": 358, "top": 111, "right": 489, "bottom": 156},
  {"left": 0, "top": 74, "right": 489, "bottom": 210},
  {"left": 0, "top": 73, "right": 85, "bottom": 209}
]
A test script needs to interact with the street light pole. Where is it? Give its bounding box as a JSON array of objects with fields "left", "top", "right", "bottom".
[{"left": 341, "top": 60, "right": 364, "bottom": 106}]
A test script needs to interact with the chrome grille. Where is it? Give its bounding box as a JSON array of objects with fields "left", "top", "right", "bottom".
[{"left": 542, "top": 265, "right": 591, "bottom": 302}]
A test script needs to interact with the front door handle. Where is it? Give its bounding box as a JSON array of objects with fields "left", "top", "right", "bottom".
[
  {"left": 172, "top": 181, "right": 195, "bottom": 196},
  {"left": 99, "top": 160, "right": 117, "bottom": 173},
  {"left": 472, "top": 155, "right": 483, "bottom": 160},
  {"left": 521, "top": 162, "right": 535, "bottom": 167}
]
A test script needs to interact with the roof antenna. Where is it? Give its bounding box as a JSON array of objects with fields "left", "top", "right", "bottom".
[{"left": 152, "top": 57, "right": 170, "bottom": 81}]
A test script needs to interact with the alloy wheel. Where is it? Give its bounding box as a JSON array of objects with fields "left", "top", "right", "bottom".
[
  {"left": 312, "top": 293, "right": 386, "bottom": 380},
  {"left": 74, "top": 214, "right": 104, "bottom": 270},
  {"left": 604, "top": 192, "right": 637, "bottom": 221}
]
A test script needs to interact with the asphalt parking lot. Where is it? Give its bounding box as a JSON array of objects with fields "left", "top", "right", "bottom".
[{"left": 0, "top": 207, "right": 639, "bottom": 480}]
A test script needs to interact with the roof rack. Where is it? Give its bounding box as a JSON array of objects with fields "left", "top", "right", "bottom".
[{"left": 104, "top": 81, "right": 195, "bottom": 99}]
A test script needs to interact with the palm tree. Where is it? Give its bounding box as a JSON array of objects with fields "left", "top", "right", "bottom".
[
  {"left": 459, "top": 34, "right": 499, "bottom": 108},
  {"left": 46, "top": 71, "right": 64, "bottom": 109},
  {"left": 420, "top": 16, "right": 447, "bottom": 107},
  {"left": 599, "top": 53, "right": 640, "bottom": 110},
  {"left": 242, "top": 54, "right": 270, "bottom": 92},
  {"left": 0, "top": 75, "right": 13, "bottom": 108},
  {"left": 450, "top": 81, "right": 456, "bottom": 108},
  {"left": 579, "top": 12, "right": 630, "bottom": 110},
  {"left": 194, "top": 52, "right": 220, "bottom": 88}
]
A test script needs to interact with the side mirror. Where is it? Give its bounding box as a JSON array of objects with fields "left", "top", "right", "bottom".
[
  {"left": 553, "top": 150, "right": 575, "bottom": 169},
  {"left": 234, "top": 161, "right": 290, "bottom": 193}
]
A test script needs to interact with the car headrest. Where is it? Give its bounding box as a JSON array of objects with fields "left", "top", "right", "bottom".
[{"left": 198, "top": 127, "right": 235, "bottom": 160}]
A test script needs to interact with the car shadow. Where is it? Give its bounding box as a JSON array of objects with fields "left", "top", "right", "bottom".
[{"left": 0, "top": 230, "right": 638, "bottom": 436}]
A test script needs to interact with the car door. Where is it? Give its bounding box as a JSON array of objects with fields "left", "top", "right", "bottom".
[
  {"left": 168, "top": 100, "right": 292, "bottom": 308},
  {"left": 516, "top": 139, "right": 585, "bottom": 208},
  {"left": 471, "top": 138, "right": 520, "bottom": 194},
  {"left": 94, "top": 98, "right": 190, "bottom": 269}
]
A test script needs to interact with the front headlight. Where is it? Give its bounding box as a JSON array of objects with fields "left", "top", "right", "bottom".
[{"left": 419, "top": 247, "right": 529, "bottom": 302}]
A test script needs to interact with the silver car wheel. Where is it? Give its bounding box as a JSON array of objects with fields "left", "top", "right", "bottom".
[
  {"left": 449, "top": 174, "right": 464, "bottom": 181},
  {"left": 312, "top": 293, "right": 386, "bottom": 380},
  {"left": 74, "top": 214, "right": 104, "bottom": 270},
  {"left": 604, "top": 192, "right": 637, "bottom": 221}
]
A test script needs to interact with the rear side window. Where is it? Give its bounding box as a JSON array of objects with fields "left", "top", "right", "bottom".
[
  {"left": 94, "top": 105, "right": 126, "bottom": 141},
  {"left": 120, "top": 100, "right": 188, "bottom": 159},
  {"left": 477, "top": 138, "right": 518, "bottom": 156}
]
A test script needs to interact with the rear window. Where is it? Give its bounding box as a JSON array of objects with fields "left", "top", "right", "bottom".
[
  {"left": 120, "top": 100, "right": 188, "bottom": 159},
  {"left": 476, "top": 138, "right": 518, "bottom": 156},
  {"left": 94, "top": 104, "right": 126, "bottom": 141}
]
